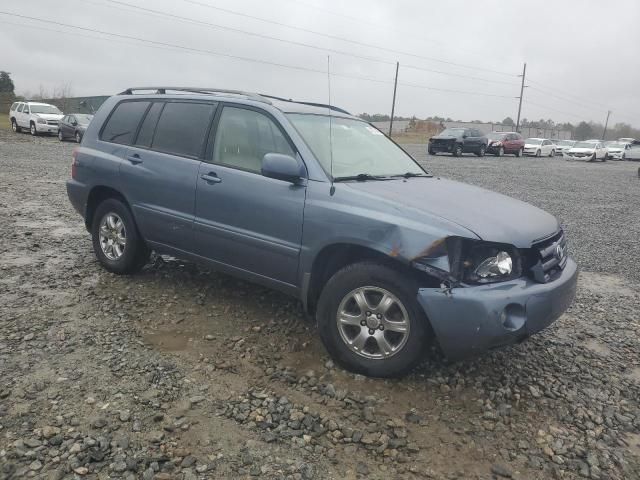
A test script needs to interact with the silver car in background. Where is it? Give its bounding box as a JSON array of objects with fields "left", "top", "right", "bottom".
[
  {"left": 554, "top": 139, "right": 576, "bottom": 156},
  {"left": 605, "top": 142, "right": 629, "bottom": 160}
]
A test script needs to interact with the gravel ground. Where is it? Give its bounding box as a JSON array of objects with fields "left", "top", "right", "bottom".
[{"left": 0, "top": 131, "right": 639, "bottom": 480}]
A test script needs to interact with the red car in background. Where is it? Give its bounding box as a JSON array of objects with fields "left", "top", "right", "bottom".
[{"left": 486, "top": 131, "right": 525, "bottom": 157}]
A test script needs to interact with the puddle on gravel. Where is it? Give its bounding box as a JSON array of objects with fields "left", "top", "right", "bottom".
[
  {"left": 1, "top": 254, "right": 38, "bottom": 267},
  {"left": 625, "top": 367, "right": 640, "bottom": 383},
  {"left": 582, "top": 339, "right": 612, "bottom": 356},
  {"left": 143, "top": 331, "right": 191, "bottom": 351},
  {"left": 627, "top": 432, "right": 640, "bottom": 458}
]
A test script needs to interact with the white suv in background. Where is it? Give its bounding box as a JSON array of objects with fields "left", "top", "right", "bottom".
[{"left": 9, "top": 101, "right": 64, "bottom": 136}]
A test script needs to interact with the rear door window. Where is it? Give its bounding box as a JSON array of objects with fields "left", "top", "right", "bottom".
[
  {"left": 101, "top": 101, "right": 150, "bottom": 145},
  {"left": 17, "top": 104, "right": 24, "bottom": 113},
  {"left": 149, "top": 102, "right": 216, "bottom": 158}
]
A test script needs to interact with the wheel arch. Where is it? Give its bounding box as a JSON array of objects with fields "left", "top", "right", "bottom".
[
  {"left": 303, "top": 242, "right": 440, "bottom": 317},
  {"left": 85, "top": 185, "right": 131, "bottom": 231}
]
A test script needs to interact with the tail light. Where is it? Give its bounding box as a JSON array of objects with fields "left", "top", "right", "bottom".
[{"left": 71, "top": 148, "right": 79, "bottom": 179}]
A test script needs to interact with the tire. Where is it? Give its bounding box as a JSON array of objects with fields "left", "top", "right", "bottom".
[
  {"left": 535, "top": 149, "right": 541, "bottom": 157},
  {"left": 316, "top": 261, "right": 430, "bottom": 378},
  {"left": 515, "top": 147, "right": 523, "bottom": 158},
  {"left": 75, "top": 131, "right": 81, "bottom": 143},
  {"left": 452, "top": 144, "right": 463, "bottom": 157},
  {"left": 30, "top": 122, "right": 38, "bottom": 136},
  {"left": 11, "top": 118, "right": 21, "bottom": 133},
  {"left": 58, "top": 130, "right": 64, "bottom": 142},
  {"left": 428, "top": 147, "right": 435, "bottom": 156},
  {"left": 495, "top": 146, "right": 504, "bottom": 157},
  {"left": 549, "top": 149, "right": 555, "bottom": 157},
  {"left": 91, "top": 198, "right": 150, "bottom": 274},
  {"left": 475, "top": 145, "right": 486, "bottom": 157},
  {"left": 589, "top": 153, "right": 596, "bottom": 162}
]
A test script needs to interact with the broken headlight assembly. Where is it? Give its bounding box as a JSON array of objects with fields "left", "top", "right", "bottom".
[{"left": 411, "top": 237, "right": 523, "bottom": 285}]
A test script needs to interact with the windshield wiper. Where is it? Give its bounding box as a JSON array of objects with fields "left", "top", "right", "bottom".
[
  {"left": 333, "top": 173, "right": 391, "bottom": 182},
  {"left": 389, "top": 172, "right": 430, "bottom": 178}
]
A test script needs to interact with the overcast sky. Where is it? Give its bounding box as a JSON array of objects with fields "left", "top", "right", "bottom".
[{"left": 2, "top": 0, "right": 639, "bottom": 126}]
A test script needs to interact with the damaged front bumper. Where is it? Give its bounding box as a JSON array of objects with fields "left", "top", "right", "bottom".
[{"left": 417, "top": 257, "right": 578, "bottom": 361}]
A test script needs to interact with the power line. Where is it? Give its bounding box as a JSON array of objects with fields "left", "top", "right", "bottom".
[
  {"left": 0, "top": 12, "right": 517, "bottom": 100},
  {"left": 523, "top": 100, "right": 586, "bottom": 121},
  {"left": 94, "top": 0, "right": 517, "bottom": 87},
  {"left": 180, "top": 0, "right": 518, "bottom": 77}
]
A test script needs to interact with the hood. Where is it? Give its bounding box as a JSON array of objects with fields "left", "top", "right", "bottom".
[
  {"left": 607, "top": 147, "right": 623, "bottom": 152},
  {"left": 345, "top": 177, "right": 559, "bottom": 248},
  {"left": 35, "top": 113, "right": 64, "bottom": 120},
  {"left": 568, "top": 147, "right": 595, "bottom": 153},
  {"left": 524, "top": 143, "right": 541, "bottom": 148}
]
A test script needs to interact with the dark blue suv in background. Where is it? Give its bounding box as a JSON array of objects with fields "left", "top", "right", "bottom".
[{"left": 67, "top": 87, "right": 578, "bottom": 377}]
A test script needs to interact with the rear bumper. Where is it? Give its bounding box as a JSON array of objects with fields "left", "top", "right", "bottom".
[
  {"left": 66, "top": 179, "right": 88, "bottom": 220},
  {"left": 417, "top": 258, "right": 578, "bottom": 361}
]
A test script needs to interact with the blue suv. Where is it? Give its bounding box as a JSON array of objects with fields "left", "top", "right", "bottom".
[{"left": 67, "top": 87, "right": 578, "bottom": 377}]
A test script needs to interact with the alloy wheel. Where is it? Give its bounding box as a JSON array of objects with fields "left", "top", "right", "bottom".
[
  {"left": 336, "top": 286, "right": 410, "bottom": 359},
  {"left": 99, "top": 212, "right": 126, "bottom": 261}
]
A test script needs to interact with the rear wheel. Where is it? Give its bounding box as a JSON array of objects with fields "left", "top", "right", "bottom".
[
  {"left": 91, "top": 198, "right": 150, "bottom": 274},
  {"left": 316, "top": 262, "right": 430, "bottom": 378},
  {"left": 11, "top": 118, "right": 20, "bottom": 133},
  {"left": 30, "top": 122, "right": 37, "bottom": 136}
]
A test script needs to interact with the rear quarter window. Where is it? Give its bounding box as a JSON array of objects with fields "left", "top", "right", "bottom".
[
  {"left": 10, "top": 103, "right": 17, "bottom": 111},
  {"left": 101, "top": 101, "right": 151, "bottom": 145}
]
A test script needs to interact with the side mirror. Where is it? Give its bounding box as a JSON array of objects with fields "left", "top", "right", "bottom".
[
  {"left": 261, "top": 153, "right": 305, "bottom": 183},
  {"left": 71, "top": 121, "right": 77, "bottom": 126},
  {"left": 462, "top": 134, "right": 468, "bottom": 139}
]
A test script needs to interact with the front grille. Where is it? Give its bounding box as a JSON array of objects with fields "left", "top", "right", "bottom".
[
  {"left": 47, "top": 120, "right": 59, "bottom": 125},
  {"left": 530, "top": 230, "right": 568, "bottom": 283}
]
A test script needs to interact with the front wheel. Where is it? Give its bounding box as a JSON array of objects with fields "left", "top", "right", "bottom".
[
  {"left": 452, "top": 144, "right": 463, "bottom": 157},
  {"left": 91, "top": 198, "right": 150, "bottom": 274},
  {"left": 495, "top": 146, "right": 504, "bottom": 157},
  {"left": 58, "top": 130, "right": 64, "bottom": 141},
  {"left": 549, "top": 149, "right": 555, "bottom": 157},
  {"left": 535, "top": 149, "right": 541, "bottom": 157},
  {"left": 428, "top": 147, "right": 435, "bottom": 155},
  {"left": 515, "top": 147, "right": 523, "bottom": 157},
  {"left": 589, "top": 153, "right": 596, "bottom": 162},
  {"left": 475, "top": 145, "right": 486, "bottom": 157},
  {"left": 316, "top": 262, "right": 430, "bottom": 378},
  {"left": 75, "top": 131, "right": 81, "bottom": 143},
  {"left": 30, "top": 122, "right": 38, "bottom": 136}
]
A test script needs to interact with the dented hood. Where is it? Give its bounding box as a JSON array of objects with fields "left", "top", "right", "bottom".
[{"left": 344, "top": 177, "right": 559, "bottom": 248}]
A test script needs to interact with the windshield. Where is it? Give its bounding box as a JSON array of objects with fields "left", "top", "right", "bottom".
[
  {"left": 30, "top": 104, "right": 62, "bottom": 114},
  {"left": 438, "top": 128, "right": 466, "bottom": 136},
  {"left": 525, "top": 138, "right": 542, "bottom": 145},
  {"left": 75, "top": 114, "right": 93, "bottom": 124},
  {"left": 486, "top": 132, "right": 506, "bottom": 140},
  {"left": 286, "top": 114, "right": 425, "bottom": 178},
  {"left": 574, "top": 142, "right": 596, "bottom": 148},
  {"left": 557, "top": 140, "right": 574, "bottom": 146}
]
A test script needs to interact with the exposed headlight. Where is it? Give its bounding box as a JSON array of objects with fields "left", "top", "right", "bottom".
[
  {"left": 411, "top": 237, "right": 522, "bottom": 285},
  {"left": 37, "top": 118, "right": 46, "bottom": 124},
  {"left": 475, "top": 251, "right": 512, "bottom": 278},
  {"left": 492, "top": 141, "right": 502, "bottom": 146}
]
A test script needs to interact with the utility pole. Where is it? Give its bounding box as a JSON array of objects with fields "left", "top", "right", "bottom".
[
  {"left": 602, "top": 110, "right": 611, "bottom": 140},
  {"left": 389, "top": 62, "right": 399, "bottom": 137},
  {"left": 515, "top": 62, "right": 527, "bottom": 133}
]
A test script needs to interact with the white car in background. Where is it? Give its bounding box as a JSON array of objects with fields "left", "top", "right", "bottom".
[
  {"left": 9, "top": 101, "right": 64, "bottom": 136},
  {"left": 554, "top": 139, "right": 576, "bottom": 155},
  {"left": 604, "top": 142, "right": 629, "bottom": 160},
  {"left": 523, "top": 138, "right": 556, "bottom": 157},
  {"left": 564, "top": 141, "right": 607, "bottom": 161},
  {"left": 623, "top": 143, "right": 640, "bottom": 160},
  {"left": 618, "top": 137, "right": 635, "bottom": 143}
]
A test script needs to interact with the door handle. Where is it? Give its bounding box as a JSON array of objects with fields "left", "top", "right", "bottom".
[
  {"left": 126, "top": 154, "right": 143, "bottom": 165},
  {"left": 200, "top": 173, "right": 222, "bottom": 184}
]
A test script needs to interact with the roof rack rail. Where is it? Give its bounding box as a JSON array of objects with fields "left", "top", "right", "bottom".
[
  {"left": 260, "top": 94, "right": 351, "bottom": 115},
  {"left": 118, "top": 87, "right": 271, "bottom": 105}
]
